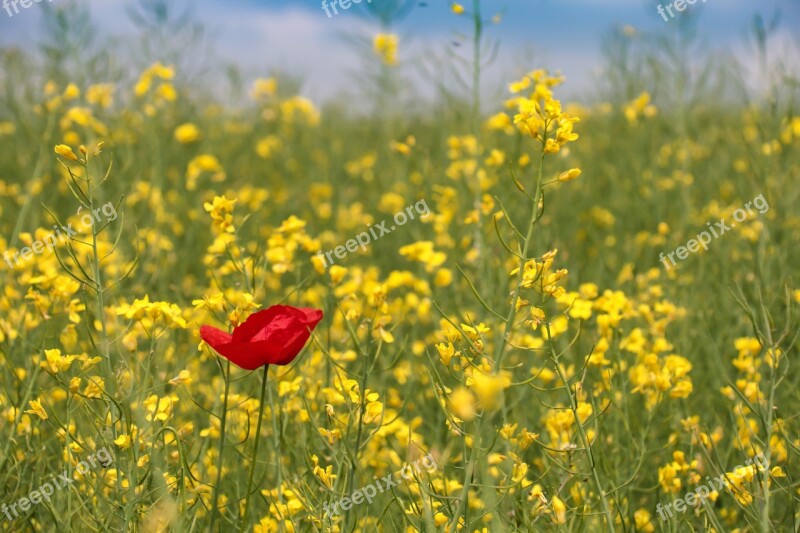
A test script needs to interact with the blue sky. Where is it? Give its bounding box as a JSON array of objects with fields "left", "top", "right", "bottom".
[{"left": 1, "top": 0, "right": 798, "bottom": 103}]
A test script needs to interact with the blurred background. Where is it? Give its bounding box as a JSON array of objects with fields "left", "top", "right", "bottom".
[
  {"left": 1, "top": 0, "right": 798, "bottom": 106},
  {"left": 1, "top": 1, "right": 800, "bottom": 531}
]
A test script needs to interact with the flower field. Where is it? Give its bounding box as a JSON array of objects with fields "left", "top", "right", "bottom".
[{"left": 1, "top": 1, "right": 799, "bottom": 531}]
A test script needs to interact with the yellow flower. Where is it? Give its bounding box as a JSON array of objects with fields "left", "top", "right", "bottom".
[
  {"left": 143, "top": 394, "right": 177, "bottom": 422},
  {"left": 256, "top": 135, "right": 282, "bottom": 159},
  {"left": 203, "top": 195, "right": 237, "bottom": 234},
  {"left": 60, "top": 325, "right": 78, "bottom": 351},
  {"left": 451, "top": 3, "right": 465, "bottom": 14},
  {"left": 329, "top": 265, "right": 347, "bottom": 284},
  {"left": 114, "top": 434, "right": 132, "bottom": 449},
  {"left": 389, "top": 135, "right": 416, "bottom": 155},
  {"left": 115, "top": 296, "right": 188, "bottom": 329},
  {"left": 436, "top": 342, "right": 456, "bottom": 366},
  {"left": 373, "top": 33, "right": 399, "bottom": 66},
  {"left": 150, "top": 62, "right": 175, "bottom": 80},
  {"left": 192, "top": 293, "right": 224, "bottom": 312},
  {"left": 484, "top": 149, "right": 505, "bottom": 167},
  {"left": 318, "top": 427, "right": 341, "bottom": 445},
  {"left": 54, "top": 144, "right": 79, "bottom": 162},
  {"left": 41, "top": 348, "right": 75, "bottom": 374},
  {"left": 135, "top": 62, "right": 175, "bottom": 97},
  {"left": 25, "top": 398, "right": 48, "bottom": 420},
  {"left": 251, "top": 77, "right": 277, "bottom": 100},
  {"left": 63, "top": 83, "right": 80, "bottom": 100},
  {"left": 514, "top": 249, "right": 568, "bottom": 298},
  {"left": 448, "top": 387, "right": 476, "bottom": 421},
  {"left": 157, "top": 83, "right": 177, "bottom": 102},
  {"left": 500, "top": 462, "right": 523, "bottom": 486},
  {"left": 187, "top": 154, "right": 225, "bottom": 190},
  {"left": 0, "top": 121, "right": 16, "bottom": 135},
  {"left": 435, "top": 268, "right": 453, "bottom": 287},
  {"left": 134, "top": 76, "right": 152, "bottom": 97},
  {"left": 469, "top": 371, "right": 509, "bottom": 412},
  {"left": 527, "top": 484, "right": 545, "bottom": 504},
  {"left": 280, "top": 96, "right": 320, "bottom": 125},
  {"left": 169, "top": 370, "right": 193, "bottom": 386},
  {"left": 86, "top": 83, "right": 114, "bottom": 108},
  {"left": 623, "top": 91, "right": 657, "bottom": 122},
  {"left": 83, "top": 377, "right": 106, "bottom": 398},
  {"left": 311, "top": 455, "right": 337, "bottom": 489},
  {"left": 485, "top": 112, "right": 512, "bottom": 131},
  {"left": 174, "top": 123, "right": 200, "bottom": 143},
  {"left": 530, "top": 306, "right": 546, "bottom": 330},
  {"left": 634, "top": 509, "right": 654, "bottom": 532},
  {"left": 551, "top": 496, "right": 567, "bottom": 524},
  {"left": 558, "top": 168, "right": 582, "bottom": 182},
  {"left": 399, "top": 241, "right": 447, "bottom": 272}
]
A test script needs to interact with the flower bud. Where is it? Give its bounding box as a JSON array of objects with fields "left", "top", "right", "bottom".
[{"left": 558, "top": 168, "right": 582, "bottom": 182}]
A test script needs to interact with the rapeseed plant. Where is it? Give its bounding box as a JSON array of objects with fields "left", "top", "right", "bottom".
[{"left": 0, "top": 2, "right": 798, "bottom": 531}]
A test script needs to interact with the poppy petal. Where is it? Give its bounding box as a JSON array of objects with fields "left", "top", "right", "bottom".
[
  {"left": 200, "top": 305, "right": 323, "bottom": 370},
  {"left": 199, "top": 325, "right": 233, "bottom": 350}
]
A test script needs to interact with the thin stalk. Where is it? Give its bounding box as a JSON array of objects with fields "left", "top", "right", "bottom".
[
  {"left": 449, "top": 133, "right": 546, "bottom": 532},
  {"left": 346, "top": 342, "right": 372, "bottom": 530},
  {"left": 209, "top": 360, "right": 232, "bottom": 530},
  {"left": 759, "top": 325, "right": 776, "bottom": 532},
  {"left": 240, "top": 364, "right": 270, "bottom": 532},
  {"left": 471, "top": 0, "right": 482, "bottom": 128},
  {"left": 446, "top": 425, "right": 478, "bottom": 533},
  {"left": 87, "top": 166, "right": 112, "bottom": 386},
  {"left": 267, "top": 367, "right": 285, "bottom": 532},
  {"left": 548, "top": 328, "right": 615, "bottom": 530},
  {"left": 85, "top": 157, "right": 125, "bottom": 523},
  {"left": 494, "top": 144, "right": 546, "bottom": 371},
  {"left": 470, "top": 0, "right": 485, "bottom": 261}
]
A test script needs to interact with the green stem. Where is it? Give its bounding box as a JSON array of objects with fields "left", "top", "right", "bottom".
[
  {"left": 240, "top": 364, "right": 270, "bottom": 532},
  {"left": 446, "top": 426, "right": 478, "bottom": 533},
  {"left": 759, "top": 332, "right": 776, "bottom": 532},
  {"left": 548, "top": 329, "right": 615, "bottom": 530},
  {"left": 267, "top": 366, "right": 285, "bottom": 532},
  {"left": 209, "top": 360, "right": 232, "bottom": 530},
  {"left": 471, "top": 0, "right": 482, "bottom": 128},
  {"left": 346, "top": 342, "right": 372, "bottom": 530},
  {"left": 88, "top": 166, "right": 111, "bottom": 387},
  {"left": 470, "top": 0, "right": 484, "bottom": 261},
  {"left": 449, "top": 132, "right": 547, "bottom": 532},
  {"left": 494, "top": 146, "right": 546, "bottom": 371},
  {"left": 85, "top": 158, "right": 125, "bottom": 522}
]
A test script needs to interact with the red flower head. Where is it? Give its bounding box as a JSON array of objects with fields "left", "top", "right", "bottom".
[{"left": 200, "top": 305, "right": 323, "bottom": 370}]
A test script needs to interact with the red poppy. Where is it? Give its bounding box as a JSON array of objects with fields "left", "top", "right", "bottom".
[{"left": 200, "top": 305, "right": 323, "bottom": 370}]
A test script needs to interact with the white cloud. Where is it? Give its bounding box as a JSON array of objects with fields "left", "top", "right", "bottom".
[{"left": 1, "top": 0, "right": 796, "bottom": 106}]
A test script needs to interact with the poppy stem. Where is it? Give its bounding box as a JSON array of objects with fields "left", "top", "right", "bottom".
[
  {"left": 240, "top": 364, "right": 270, "bottom": 531},
  {"left": 209, "top": 360, "right": 231, "bottom": 530},
  {"left": 268, "top": 364, "right": 286, "bottom": 528}
]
